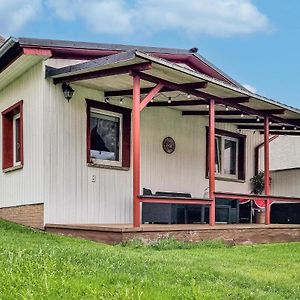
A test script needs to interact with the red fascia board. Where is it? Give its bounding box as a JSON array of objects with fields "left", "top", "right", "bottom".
[
  {"left": 22, "top": 47, "right": 52, "bottom": 57},
  {"left": 187, "top": 55, "right": 234, "bottom": 85},
  {"left": 150, "top": 53, "right": 234, "bottom": 86},
  {"left": 154, "top": 53, "right": 191, "bottom": 61},
  {"left": 0, "top": 46, "right": 52, "bottom": 74},
  {"left": 51, "top": 48, "right": 119, "bottom": 59},
  {"left": 23, "top": 46, "right": 192, "bottom": 61},
  {"left": 15, "top": 44, "right": 242, "bottom": 90}
]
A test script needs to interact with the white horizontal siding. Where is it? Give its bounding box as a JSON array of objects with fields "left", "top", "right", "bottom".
[{"left": 0, "top": 62, "right": 44, "bottom": 207}]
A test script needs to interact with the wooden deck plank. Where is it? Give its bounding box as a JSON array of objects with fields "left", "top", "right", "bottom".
[
  {"left": 46, "top": 223, "right": 300, "bottom": 232},
  {"left": 45, "top": 223, "right": 300, "bottom": 245}
]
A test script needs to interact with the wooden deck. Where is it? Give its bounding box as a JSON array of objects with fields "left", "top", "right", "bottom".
[{"left": 45, "top": 223, "right": 300, "bottom": 245}]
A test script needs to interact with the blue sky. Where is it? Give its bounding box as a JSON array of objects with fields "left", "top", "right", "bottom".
[{"left": 1, "top": 0, "right": 299, "bottom": 107}]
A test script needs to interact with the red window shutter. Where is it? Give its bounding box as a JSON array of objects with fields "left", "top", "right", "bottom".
[
  {"left": 238, "top": 137, "right": 246, "bottom": 180},
  {"left": 2, "top": 114, "right": 13, "bottom": 169},
  {"left": 2, "top": 100, "right": 23, "bottom": 170},
  {"left": 122, "top": 111, "right": 131, "bottom": 168},
  {"left": 86, "top": 104, "right": 91, "bottom": 163}
]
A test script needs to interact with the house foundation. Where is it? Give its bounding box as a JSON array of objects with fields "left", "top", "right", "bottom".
[
  {"left": 45, "top": 223, "right": 300, "bottom": 245},
  {"left": 0, "top": 203, "right": 44, "bottom": 229}
]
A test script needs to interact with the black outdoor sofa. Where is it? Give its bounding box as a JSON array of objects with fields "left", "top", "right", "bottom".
[{"left": 141, "top": 188, "right": 239, "bottom": 224}]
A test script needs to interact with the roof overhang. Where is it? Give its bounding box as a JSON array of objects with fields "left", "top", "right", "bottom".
[
  {"left": 1, "top": 36, "right": 245, "bottom": 88},
  {"left": 0, "top": 38, "right": 52, "bottom": 90},
  {"left": 46, "top": 50, "right": 300, "bottom": 134}
]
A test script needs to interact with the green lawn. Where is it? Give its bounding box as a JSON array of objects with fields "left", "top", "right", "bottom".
[{"left": 0, "top": 221, "right": 299, "bottom": 299}]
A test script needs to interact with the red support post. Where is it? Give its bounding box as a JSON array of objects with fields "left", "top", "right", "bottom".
[
  {"left": 133, "top": 75, "right": 141, "bottom": 227},
  {"left": 264, "top": 116, "right": 271, "bottom": 225},
  {"left": 209, "top": 99, "right": 216, "bottom": 226}
]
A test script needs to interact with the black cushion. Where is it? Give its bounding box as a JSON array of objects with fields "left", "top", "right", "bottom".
[
  {"left": 155, "top": 191, "right": 191, "bottom": 198},
  {"left": 143, "top": 188, "right": 153, "bottom": 196}
]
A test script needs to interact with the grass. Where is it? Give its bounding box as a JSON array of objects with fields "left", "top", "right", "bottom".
[{"left": 0, "top": 220, "right": 299, "bottom": 299}]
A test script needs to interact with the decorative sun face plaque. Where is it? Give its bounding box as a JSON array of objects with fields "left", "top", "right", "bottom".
[{"left": 162, "top": 137, "right": 175, "bottom": 154}]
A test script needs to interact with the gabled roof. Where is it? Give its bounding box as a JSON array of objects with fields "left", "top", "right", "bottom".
[
  {"left": 0, "top": 36, "right": 245, "bottom": 89},
  {"left": 1, "top": 36, "right": 300, "bottom": 133}
]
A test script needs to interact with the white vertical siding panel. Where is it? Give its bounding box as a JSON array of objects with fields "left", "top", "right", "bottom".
[
  {"left": 0, "top": 63, "right": 44, "bottom": 208},
  {"left": 270, "top": 169, "right": 300, "bottom": 197},
  {"left": 44, "top": 82, "right": 132, "bottom": 224}
]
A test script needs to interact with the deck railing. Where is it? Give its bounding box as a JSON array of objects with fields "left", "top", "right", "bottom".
[
  {"left": 214, "top": 192, "right": 300, "bottom": 203},
  {"left": 138, "top": 195, "right": 212, "bottom": 205},
  {"left": 138, "top": 192, "right": 300, "bottom": 226}
]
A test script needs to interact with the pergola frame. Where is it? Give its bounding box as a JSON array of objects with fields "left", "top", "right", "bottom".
[
  {"left": 129, "top": 71, "right": 300, "bottom": 227},
  {"left": 130, "top": 72, "right": 275, "bottom": 227},
  {"left": 48, "top": 54, "right": 300, "bottom": 227}
]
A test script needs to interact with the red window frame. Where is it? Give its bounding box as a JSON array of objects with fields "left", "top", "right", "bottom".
[
  {"left": 2, "top": 100, "right": 24, "bottom": 170},
  {"left": 86, "top": 99, "right": 131, "bottom": 169},
  {"left": 206, "top": 127, "right": 246, "bottom": 181}
]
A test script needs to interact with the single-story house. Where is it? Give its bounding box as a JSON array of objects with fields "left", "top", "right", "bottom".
[{"left": 0, "top": 36, "right": 300, "bottom": 230}]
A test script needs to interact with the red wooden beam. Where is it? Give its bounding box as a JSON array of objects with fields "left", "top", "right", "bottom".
[
  {"left": 147, "top": 100, "right": 208, "bottom": 107},
  {"left": 133, "top": 71, "right": 298, "bottom": 128},
  {"left": 131, "top": 71, "right": 249, "bottom": 103},
  {"left": 53, "top": 62, "right": 152, "bottom": 84},
  {"left": 139, "top": 196, "right": 212, "bottom": 205},
  {"left": 214, "top": 192, "right": 300, "bottom": 202},
  {"left": 260, "top": 109, "right": 285, "bottom": 115},
  {"left": 209, "top": 99, "right": 216, "bottom": 226},
  {"left": 132, "top": 75, "right": 141, "bottom": 227},
  {"left": 238, "top": 125, "right": 295, "bottom": 130},
  {"left": 183, "top": 110, "right": 245, "bottom": 116},
  {"left": 259, "top": 131, "right": 300, "bottom": 136},
  {"left": 104, "top": 81, "right": 208, "bottom": 97},
  {"left": 183, "top": 109, "right": 284, "bottom": 116},
  {"left": 216, "top": 118, "right": 263, "bottom": 123},
  {"left": 139, "top": 83, "right": 164, "bottom": 111},
  {"left": 264, "top": 116, "right": 271, "bottom": 225}
]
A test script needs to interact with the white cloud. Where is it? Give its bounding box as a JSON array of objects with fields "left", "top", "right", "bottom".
[
  {"left": 243, "top": 83, "right": 257, "bottom": 93},
  {"left": 48, "top": 0, "right": 134, "bottom": 35},
  {"left": 0, "top": 0, "right": 42, "bottom": 35},
  {"left": 0, "top": 0, "right": 271, "bottom": 38},
  {"left": 135, "top": 0, "right": 271, "bottom": 37}
]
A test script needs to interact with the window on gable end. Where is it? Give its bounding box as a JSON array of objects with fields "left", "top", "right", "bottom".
[{"left": 2, "top": 101, "right": 23, "bottom": 171}]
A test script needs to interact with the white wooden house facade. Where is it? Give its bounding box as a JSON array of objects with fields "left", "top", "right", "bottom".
[{"left": 0, "top": 37, "right": 300, "bottom": 228}]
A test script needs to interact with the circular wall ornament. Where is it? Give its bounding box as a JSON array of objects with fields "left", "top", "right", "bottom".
[{"left": 162, "top": 136, "right": 176, "bottom": 154}]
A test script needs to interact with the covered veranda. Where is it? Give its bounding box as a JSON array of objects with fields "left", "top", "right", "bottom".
[{"left": 46, "top": 49, "right": 300, "bottom": 228}]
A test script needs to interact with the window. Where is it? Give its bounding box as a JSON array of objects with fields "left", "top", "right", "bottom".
[
  {"left": 2, "top": 101, "right": 23, "bottom": 171},
  {"left": 90, "top": 109, "right": 122, "bottom": 166},
  {"left": 215, "top": 135, "right": 238, "bottom": 178},
  {"left": 86, "top": 99, "right": 131, "bottom": 169},
  {"left": 13, "top": 113, "right": 21, "bottom": 166},
  {"left": 206, "top": 128, "right": 245, "bottom": 181}
]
